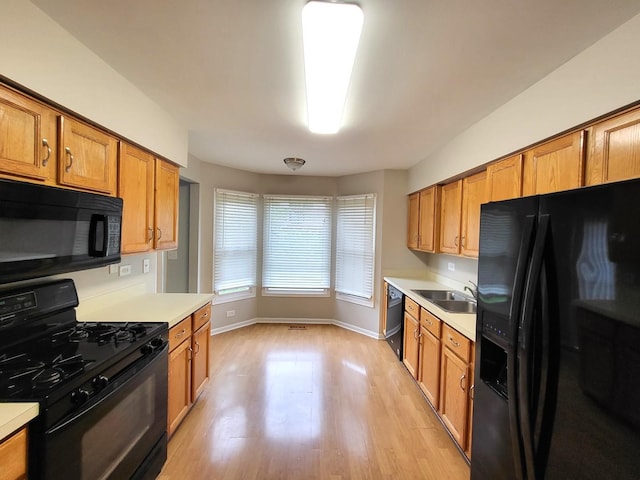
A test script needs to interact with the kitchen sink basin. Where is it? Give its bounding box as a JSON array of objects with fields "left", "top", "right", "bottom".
[
  {"left": 432, "top": 299, "right": 477, "bottom": 314},
  {"left": 412, "top": 289, "right": 468, "bottom": 302}
]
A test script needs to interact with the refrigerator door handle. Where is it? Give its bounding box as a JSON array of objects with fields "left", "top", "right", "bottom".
[
  {"left": 518, "top": 214, "right": 550, "bottom": 480},
  {"left": 507, "top": 214, "right": 537, "bottom": 480}
]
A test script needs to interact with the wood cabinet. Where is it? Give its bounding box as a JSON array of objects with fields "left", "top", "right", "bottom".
[
  {"left": 487, "top": 154, "right": 523, "bottom": 202},
  {"left": 439, "top": 324, "right": 472, "bottom": 449},
  {"left": 167, "top": 303, "right": 211, "bottom": 437},
  {"left": 586, "top": 107, "right": 640, "bottom": 185},
  {"left": 460, "top": 171, "right": 487, "bottom": 257},
  {"left": 417, "top": 308, "right": 442, "bottom": 408},
  {"left": 58, "top": 116, "right": 118, "bottom": 195},
  {"left": 0, "top": 84, "right": 57, "bottom": 185},
  {"left": 118, "top": 144, "right": 180, "bottom": 253},
  {"left": 118, "top": 143, "right": 155, "bottom": 253},
  {"left": 154, "top": 158, "right": 179, "bottom": 250},
  {"left": 402, "top": 297, "right": 420, "bottom": 379},
  {"left": 407, "top": 186, "right": 441, "bottom": 252},
  {"left": 407, "top": 192, "right": 420, "bottom": 249},
  {"left": 0, "top": 427, "right": 27, "bottom": 480},
  {"left": 439, "top": 180, "right": 463, "bottom": 254},
  {"left": 523, "top": 131, "right": 585, "bottom": 195}
]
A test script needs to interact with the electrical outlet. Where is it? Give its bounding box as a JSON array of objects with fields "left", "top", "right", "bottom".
[
  {"left": 109, "top": 264, "right": 118, "bottom": 274},
  {"left": 119, "top": 265, "right": 132, "bottom": 276},
  {"left": 143, "top": 259, "right": 150, "bottom": 274},
  {"left": 447, "top": 262, "right": 455, "bottom": 272},
  {"left": 226, "top": 310, "right": 236, "bottom": 318}
]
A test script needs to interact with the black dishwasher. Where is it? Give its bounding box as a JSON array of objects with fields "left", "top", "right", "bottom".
[{"left": 385, "top": 284, "right": 404, "bottom": 360}]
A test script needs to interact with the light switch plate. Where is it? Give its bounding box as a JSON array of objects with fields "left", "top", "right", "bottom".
[{"left": 143, "top": 259, "right": 150, "bottom": 274}]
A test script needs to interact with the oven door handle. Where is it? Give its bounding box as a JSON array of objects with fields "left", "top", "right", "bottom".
[{"left": 47, "top": 346, "right": 166, "bottom": 435}]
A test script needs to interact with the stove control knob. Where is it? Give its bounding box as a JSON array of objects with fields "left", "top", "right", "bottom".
[
  {"left": 71, "top": 389, "right": 90, "bottom": 405},
  {"left": 141, "top": 343, "right": 154, "bottom": 355},
  {"left": 150, "top": 337, "right": 165, "bottom": 348},
  {"left": 92, "top": 375, "right": 109, "bottom": 389}
]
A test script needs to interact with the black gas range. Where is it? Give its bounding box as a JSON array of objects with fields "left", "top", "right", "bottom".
[{"left": 0, "top": 279, "right": 168, "bottom": 480}]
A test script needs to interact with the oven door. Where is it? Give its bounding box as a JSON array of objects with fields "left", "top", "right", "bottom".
[{"left": 39, "top": 346, "right": 168, "bottom": 480}]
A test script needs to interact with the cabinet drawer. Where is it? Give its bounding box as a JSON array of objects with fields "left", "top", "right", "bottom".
[
  {"left": 192, "top": 303, "right": 211, "bottom": 332},
  {"left": 421, "top": 308, "right": 442, "bottom": 338},
  {"left": 169, "top": 317, "right": 192, "bottom": 351},
  {"left": 405, "top": 297, "right": 420, "bottom": 318},
  {"left": 442, "top": 324, "right": 470, "bottom": 362},
  {"left": 0, "top": 427, "right": 27, "bottom": 480}
]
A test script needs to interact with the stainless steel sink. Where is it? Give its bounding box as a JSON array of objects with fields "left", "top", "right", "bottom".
[
  {"left": 411, "top": 289, "right": 468, "bottom": 301},
  {"left": 432, "top": 299, "right": 477, "bottom": 314}
]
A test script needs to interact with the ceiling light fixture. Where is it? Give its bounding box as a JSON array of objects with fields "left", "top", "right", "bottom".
[
  {"left": 283, "top": 157, "right": 306, "bottom": 171},
  {"left": 302, "top": 1, "right": 364, "bottom": 134}
]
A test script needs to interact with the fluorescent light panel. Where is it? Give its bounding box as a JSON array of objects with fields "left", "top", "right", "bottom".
[{"left": 302, "top": 1, "right": 363, "bottom": 134}]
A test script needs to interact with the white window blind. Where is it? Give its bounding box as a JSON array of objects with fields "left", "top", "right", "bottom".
[
  {"left": 214, "top": 189, "right": 258, "bottom": 295},
  {"left": 262, "top": 195, "right": 332, "bottom": 294},
  {"left": 335, "top": 194, "right": 376, "bottom": 301}
]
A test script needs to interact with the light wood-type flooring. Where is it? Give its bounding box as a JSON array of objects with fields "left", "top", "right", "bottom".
[{"left": 158, "top": 324, "right": 470, "bottom": 480}]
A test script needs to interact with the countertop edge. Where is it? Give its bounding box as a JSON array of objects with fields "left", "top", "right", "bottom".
[
  {"left": 0, "top": 403, "right": 39, "bottom": 441},
  {"left": 385, "top": 276, "right": 476, "bottom": 341}
]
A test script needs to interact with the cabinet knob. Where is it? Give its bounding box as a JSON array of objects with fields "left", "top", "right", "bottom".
[
  {"left": 157, "top": 227, "right": 163, "bottom": 240},
  {"left": 454, "top": 236, "right": 459, "bottom": 247},
  {"left": 147, "top": 227, "right": 153, "bottom": 243},
  {"left": 42, "top": 138, "right": 51, "bottom": 166},
  {"left": 459, "top": 374, "right": 467, "bottom": 391}
]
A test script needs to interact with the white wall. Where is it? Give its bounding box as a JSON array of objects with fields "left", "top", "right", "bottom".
[
  {"left": 409, "top": 12, "right": 640, "bottom": 192},
  {"left": 0, "top": 0, "right": 188, "bottom": 166}
]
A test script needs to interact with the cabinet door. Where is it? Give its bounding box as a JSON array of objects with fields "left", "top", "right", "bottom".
[
  {"left": 523, "top": 131, "right": 585, "bottom": 195},
  {"left": 154, "top": 159, "right": 179, "bottom": 250},
  {"left": 487, "top": 154, "right": 522, "bottom": 202},
  {"left": 168, "top": 339, "right": 192, "bottom": 437},
  {"left": 191, "top": 322, "right": 210, "bottom": 401},
  {"left": 58, "top": 116, "right": 117, "bottom": 195},
  {"left": 0, "top": 427, "right": 27, "bottom": 480},
  {"left": 439, "top": 180, "right": 463, "bottom": 254},
  {"left": 587, "top": 107, "right": 640, "bottom": 185},
  {"left": 460, "top": 171, "right": 487, "bottom": 257},
  {"left": 439, "top": 346, "right": 469, "bottom": 447},
  {"left": 118, "top": 143, "right": 155, "bottom": 253},
  {"left": 407, "top": 192, "right": 419, "bottom": 249},
  {"left": 402, "top": 312, "right": 420, "bottom": 379},
  {"left": 418, "top": 186, "right": 439, "bottom": 252},
  {"left": 0, "top": 84, "right": 56, "bottom": 184},
  {"left": 418, "top": 327, "right": 441, "bottom": 409}
]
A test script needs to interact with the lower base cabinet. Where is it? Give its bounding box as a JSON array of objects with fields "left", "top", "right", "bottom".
[
  {"left": 0, "top": 427, "right": 27, "bottom": 480},
  {"left": 167, "top": 303, "right": 211, "bottom": 437},
  {"left": 402, "top": 303, "right": 475, "bottom": 458}
]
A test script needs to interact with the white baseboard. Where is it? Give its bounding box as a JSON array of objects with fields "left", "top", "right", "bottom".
[{"left": 210, "top": 317, "right": 382, "bottom": 340}]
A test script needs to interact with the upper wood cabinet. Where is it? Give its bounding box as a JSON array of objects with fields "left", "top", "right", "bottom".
[
  {"left": 523, "top": 131, "right": 585, "bottom": 196},
  {"left": 0, "top": 84, "right": 57, "bottom": 184},
  {"left": 487, "top": 154, "right": 522, "bottom": 202},
  {"left": 407, "top": 186, "right": 441, "bottom": 253},
  {"left": 407, "top": 192, "right": 420, "bottom": 249},
  {"left": 154, "top": 158, "right": 179, "bottom": 250},
  {"left": 460, "top": 171, "right": 487, "bottom": 257},
  {"left": 118, "top": 143, "right": 155, "bottom": 253},
  {"left": 418, "top": 186, "right": 440, "bottom": 252},
  {"left": 439, "top": 180, "right": 463, "bottom": 254},
  {"left": 586, "top": 107, "right": 640, "bottom": 185},
  {"left": 58, "top": 116, "right": 118, "bottom": 195}
]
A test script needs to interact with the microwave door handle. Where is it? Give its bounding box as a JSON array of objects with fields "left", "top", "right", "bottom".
[
  {"left": 507, "top": 214, "right": 536, "bottom": 480},
  {"left": 89, "top": 214, "right": 108, "bottom": 257},
  {"left": 518, "top": 214, "right": 550, "bottom": 480}
]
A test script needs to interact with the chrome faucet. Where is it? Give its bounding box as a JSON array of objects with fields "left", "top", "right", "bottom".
[{"left": 464, "top": 281, "right": 478, "bottom": 301}]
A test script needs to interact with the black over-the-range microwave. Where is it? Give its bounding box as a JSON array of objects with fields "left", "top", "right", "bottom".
[{"left": 0, "top": 178, "right": 122, "bottom": 284}]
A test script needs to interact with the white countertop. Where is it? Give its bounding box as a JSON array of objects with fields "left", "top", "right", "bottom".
[
  {"left": 77, "top": 292, "right": 214, "bottom": 328},
  {"left": 384, "top": 276, "right": 477, "bottom": 341},
  {"left": 0, "top": 403, "right": 38, "bottom": 441}
]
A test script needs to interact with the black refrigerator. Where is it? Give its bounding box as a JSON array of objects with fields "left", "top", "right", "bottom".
[{"left": 471, "top": 178, "right": 640, "bottom": 480}]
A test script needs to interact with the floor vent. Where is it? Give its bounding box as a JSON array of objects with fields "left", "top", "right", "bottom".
[{"left": 288, "top": 325, "right": 307, "bottom": 330}]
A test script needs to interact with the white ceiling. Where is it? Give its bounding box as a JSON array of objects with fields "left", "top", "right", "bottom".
[{"left": 32, "top": 0, "right": 640, "bottom": 176}]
